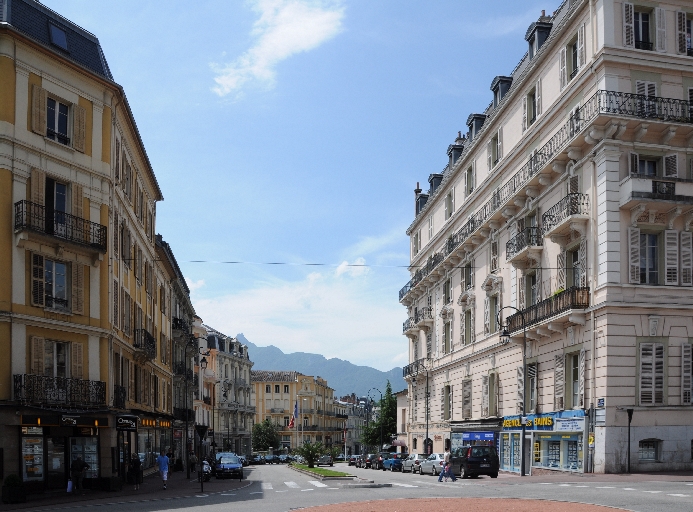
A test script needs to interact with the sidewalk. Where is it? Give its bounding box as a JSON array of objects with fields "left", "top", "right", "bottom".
[{"left": 3, "top": 469, "right": 252, "bottom": 511}]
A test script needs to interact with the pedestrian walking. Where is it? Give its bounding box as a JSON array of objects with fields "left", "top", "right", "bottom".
[
  {"left": 438, "top": 462, "right": 456, "bottom": 482},
  {"left": 70, "top": 456, "right": 90, "bottom": 494},
  {"left": 189, "top": 452, "right": 197, "bottom": 472},
  {"left": 130, "top": 454, "right": 142, "bottom": 490},
  {"left": 156, "top": 450, "right": 170, "bottom": 490}
]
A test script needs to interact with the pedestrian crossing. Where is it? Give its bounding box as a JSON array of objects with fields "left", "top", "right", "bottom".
[
  {"left": 259, "top": 481, "right": 339, "bottom": 492},
  {"left": 533, "top": 482, "right": 691, "bottom": 498}
]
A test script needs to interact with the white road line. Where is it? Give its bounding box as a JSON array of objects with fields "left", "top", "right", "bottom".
[
  {"left": 596, "top": 486, "right": 615, "bottom": 489},
  {"left": 623, "top": 488, "right": 637, "bottom": 491},
  {"left": 220, "top": 493, "right": 236, "bottom": 496},
  {"left": 327, "top": 487, "right": 339, "bottom": 490},
  {"left": 643, "top": 491, "right": 662, "bottom": 493},
  {"left": 195, "top": 494, "right": 208, "bottom": 497},
  {"left": 275, "top": 490, "right": 289, "bottom": 492},
  {"left": 667, "top": 494, "right": 690, "bottom": 497},
  {"left": 249, "top": 491, "right": 263, "bottom": 494},
  {"left": 391, "top": 483, "right": 418, "bottom": 488},
  {"left": 537, "top": 483, "right": 553, "bottom": 485},
  {"left": 261, "top": 483, "right": 273, "bottom": 490},
  {"left": 301, "top": 489, "right": 314, "bottom": 492},
  {"left": 559, "top": 484, "right": 572, "bottom": 487},
  {"left": 573, "top": 485, "right": 589, "bottom": 488},
  {"left": 285, "top": 481, "right": 301, "bottom": 488},
  {"left": 309, "top": 481, "right": 328, "bottom": 488}
]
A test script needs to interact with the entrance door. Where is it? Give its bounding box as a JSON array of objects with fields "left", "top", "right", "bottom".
[{"left": 46, "top": 437, "right": 66, "bottom": 490}]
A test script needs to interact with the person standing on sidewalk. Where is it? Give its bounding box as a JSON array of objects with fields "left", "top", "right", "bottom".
[
  {"left": 130, "top": 454, "right": 142, "bottom": 490},
  {"left": 156, "top": 450, "right": 170, "bottom": 490},
  {"left": 70, "top": 456, "right": 90, "bottom": 494},
  {"left": 189, "top": 452, "right": 197, "bottom": 472}
]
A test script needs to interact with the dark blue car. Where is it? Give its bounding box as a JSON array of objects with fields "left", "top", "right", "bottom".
[{"left": 215, "top": 454, "right": 243, "bottom": 480}]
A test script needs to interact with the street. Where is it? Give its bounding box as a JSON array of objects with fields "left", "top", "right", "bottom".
[{"left": 11, "top": 464, "right": 693, "bottom": 512}]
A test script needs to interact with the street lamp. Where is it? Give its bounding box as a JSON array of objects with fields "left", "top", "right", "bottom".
[
  {"left": 212, "top": 380, "right": 228, "bottom": 457},
  {"left": 367, "top": 388, "right": 382, "bottom": 452},
  {"left": 498, "top": 305, "right": 527, "bottom": 477},
  {"left": 184, "top": 335, "right": 210, "bottom": 480}
]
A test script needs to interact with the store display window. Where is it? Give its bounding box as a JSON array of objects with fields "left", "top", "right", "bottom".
[
  {"left": 70, "top": 437, "right": 99, "bottom": 478},
  {"left": 21, "top": 428, "right": 45, "bottom": 482},
  {"left": 532, "top": 434, "right": 583, "bottom": 471}
]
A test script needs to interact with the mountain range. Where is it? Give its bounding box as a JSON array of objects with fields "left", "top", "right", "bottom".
[{"left": 236, "top": 334, "right": 406, "bottom": 398}]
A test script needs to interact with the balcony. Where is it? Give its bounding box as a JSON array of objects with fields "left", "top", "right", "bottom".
[
  {"left": 506, "top": 227, "right": 543, "bottom": 266},
  {"left": 635, "top": 40, "right": 653, "bottom": 51},
  {"left": 403, "top": 358, "right": 429, "bottom": 379},
  {"left": 402, "top": 317, "right": 416, "bottom": 335},
  {"left": 620, "top": 175, "right": 693, "bottom": 210},
  {"left": 173, "top": 407, "right": 195, "bottom": 421},
  {"left": 414, "top": 306, "right": 434, "bottom": 327},
  {"left": 133, "top": 329, "right": 156, "bottom": 361},
  {"left": 234, "top": 377, "right": 248, "bottom": 387},
  {"left": 14, "top": 374, "right": 106, "bottom": 408},
  {"left": 542, "top": 193, "right": 590, "bottom": 240},
  {"left": 45, "top": 295, "right": 70, "bottom": 314},
  {"left": 14, "top": 200, "right": 107, "bottom": 253},
  {"left": 399, "top": 90, "right": 693, "bottom": 304},
  {"left": 172, "top": 317, "right": 190, "bottom": 334},
  {"left": 270, "top": 408, "right": 285, "bottom": 413},
  {"left": 113, "top": 384, "right": 126, "bottom": 409},
  {"left": 506, "top": 286, "right": 590, "bottom": 334}
]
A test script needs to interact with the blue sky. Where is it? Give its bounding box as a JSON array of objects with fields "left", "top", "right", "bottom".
[{"left": 44, "top": 0, "right": 549, "bottom": 371}]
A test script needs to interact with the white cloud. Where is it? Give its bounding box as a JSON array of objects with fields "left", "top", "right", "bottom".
[
  {"left": 185, "top": 278, "right": 206, "bottom": 292},
  {"left": 192, "top": 267, "right": 404, "bottom": 371},
  {"left": 212, "top": 0, "right": 344, "bottom": 96},
  {"left": 335, "top": 257, "right": 368, "bottom": 278}
]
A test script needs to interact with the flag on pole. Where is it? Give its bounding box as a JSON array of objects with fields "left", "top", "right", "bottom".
[{"left": 289, "top": 400, "right": 297, "bottom": 428}]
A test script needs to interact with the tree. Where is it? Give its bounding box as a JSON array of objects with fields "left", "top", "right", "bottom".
[
  {"left": 360, "top": 381, "right": 398, "bottom": 451},
  {"left": 294, "top": 441, "right": 324, "bottom": 468},
  {"left": 252, "top": 419, "right": 281, "bottom": 452}
]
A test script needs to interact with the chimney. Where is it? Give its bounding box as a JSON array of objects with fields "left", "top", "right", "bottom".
[
  {"left": 415, "top": 182, "right": 422, "bottom": 195},
  {"left": 541, "top": 9, "right": 545, "bottom": 16}
]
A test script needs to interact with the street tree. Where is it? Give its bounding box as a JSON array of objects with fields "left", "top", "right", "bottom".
[
  {"left": 294, "top": 441, "right": 324, "bottom": 468},
  {"left": 252, "top": 419, "right": 281, "bottom": 452}
]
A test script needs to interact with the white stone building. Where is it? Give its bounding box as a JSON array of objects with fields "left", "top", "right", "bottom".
[{"left": 401, "top": 0, "right": 693, "bottom": 474}]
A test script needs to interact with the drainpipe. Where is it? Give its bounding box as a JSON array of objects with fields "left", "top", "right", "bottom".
[
  {"left": 626, "top": 409, "right": 634, "bottom": 473},
  {"left": 590, "top": 157, "right": 598, "bottom": 473}
]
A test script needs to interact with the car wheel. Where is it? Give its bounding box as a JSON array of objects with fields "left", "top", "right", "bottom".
[
  {"left": 431, "top": 466, "right": 436, "bottom": 476},
  {"left": 390, "top": 465, "right": 394, "bottom": 472},
  {"left": 461, "top": 466, "right": 469, "bottom": 479},
  {"left": 490, "top": 473, "right": 498, "bottom": 478}
]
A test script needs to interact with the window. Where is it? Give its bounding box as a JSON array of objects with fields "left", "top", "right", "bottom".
[
  {"left": 265, "top": 385, "right": 271, "bottom": 393},
  {"left": 464, "top": 310, "right": 472, "bottom": 345},
  {"left": 284, "top": 416, "right": 290, "bottom": 426},
  {"left": 443, "top": 385, "right": 451, "bottom": 420},
  {"left": 462, "top": 379, "right": 472, "bottom": 419},
  {"left": 428, "top": 216, "right": 433, "bottom": 240},
  {"left": 487, "top": 130, "right": 502, "bottom": 169},
  {"left": 284, "top": 385, "right": 289, "bottom": 393},
  {"left": 527, "top": 272, "right": 538, "bottom": 306},
  {"left": 638, "top": 439, "right": 661, "bottom": 461},
  {"left": 275, "top": 384, "right": 280, "bottom": 393},
  {"left": 566, "top": 247, "right": 581, "bottom": 288},
  {"left": 443, "top": 321, "right": 451, "bottom": 354},
  {"left": 303, "top": 417, "right": 309, "bottom": 427},
  {"left": 640, "top": 233, "right": 659, "bottom": 284},
  {"left": 44, "top": 341, "right": 70, "bottom": 377},
  {"left": 490, "top": 295, "right": 499, "bottom": 333},
  {"left": 413, "top": 439, "right": 417, "bottom": 450},
  {"left": 525, "top": 88, "right": 537, "bottom": 130},
  {"left": 560, "top": 24, "right": 585, "bottom": 88},
  {"left": 444, "top": 191, "right": 454, "bottom": 220},
  {"left": 490, "top": 241, "right": 498, "bottom": 273},
  {"left": 48, "top": 23, "right": 68, "bottom": 51},
  {"left": 639, "top": 342, "right": 665, "bottom": 405},
  {"left": 463, "top": 263, "right": 473, "bottom": 290},
  {"left": 465, "top": 165, "right": 475, "bottom": 197},
  {"left": 443, "top": 278, "right": 452, "bottom": 304},
  {"left": 526, "top": 363, "right": 537, "bottom": 413},
  {"left": 412, "top": 230, "right": 421, "bottom": 257},
  {"left": 47, "top": 97, "right": 70, "bottom": 145},
  {"left": 570, "top": 353, "right": 580, "bottom": 408},
  {"left": 634, "top": 10, "right": 652, "bottom": 50}
]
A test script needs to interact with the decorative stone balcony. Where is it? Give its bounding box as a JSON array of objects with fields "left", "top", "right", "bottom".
[
  {"left": 402, "top": 357, "right": 429, "bottom": 379},
  {"left": 620, "top": 175, "right": 693, "bottom": 210},
  {"left": 542, "top": 193, "right": 590, "bottom": 241},
  {"left": 506, "top": 286, "right": 590, "bottom": 335},
  {"left": 506, "top": 227, "right": 543, "bottom": 268},
  {"left": 14, "top": 374, "right": 106, "bottom": 408}
]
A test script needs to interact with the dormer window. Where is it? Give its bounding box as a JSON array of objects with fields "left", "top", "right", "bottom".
[{"left": 49, "top": 23, "right": 68, "bottom": 51}]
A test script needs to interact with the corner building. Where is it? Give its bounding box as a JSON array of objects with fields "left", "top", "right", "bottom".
[{"left": 400, "top": 0, "right": 693, "bottom": 474}]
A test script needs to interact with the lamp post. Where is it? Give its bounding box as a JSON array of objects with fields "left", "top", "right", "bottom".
[
  {"left": 212, "top": 380, "right": 228, "bottom": 457},
  {"left": 499, "top": 306, "right": 527, "bottom": 477},
  {"left": 367, "top": 388, "right": 382, "bottom": 452},
  {"left": 184, "top": 335, "right": 210, "bottom": 480}
]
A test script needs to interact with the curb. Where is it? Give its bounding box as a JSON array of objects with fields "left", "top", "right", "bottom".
[
  {"left": 340, "top": 482, "right": 393, "bottom": 488},
  {"left": 288, "top": 464, "right": 356, "bottom": 481}
]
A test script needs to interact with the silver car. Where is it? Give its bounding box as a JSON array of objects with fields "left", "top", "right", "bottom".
[
  {"left": 418, "top": 453, "right": 445, "bottom": 476},
  {"left": 402, "top": 453, "right": 427, "bottom": 473}
]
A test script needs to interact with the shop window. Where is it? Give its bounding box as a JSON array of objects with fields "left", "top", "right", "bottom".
[{"left": 638, "top": 439, "right": 661, "bottom": 461}]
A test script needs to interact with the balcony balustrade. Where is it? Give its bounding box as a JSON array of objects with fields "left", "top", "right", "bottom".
[
  {"left": 415, "top": 306, "right": 434, "bottom": 325},
  {"left": 14, "top": 374, "right": 106, "bottom": 408},
  {"left": 620, "top": 175, "right": 693, "bottom": 208},
  {"left": 113, "top": 384, "right": 127, "bottom": 409},
  {"left": 399, "top": 90, "right": 693, "bottom": 303},
  {"left": 635, "top": 40, "right": 653, "bottom": 51},
  {"left": 14, "top": 200, "right": 107, "bottom": 252},
  {"left": 134, "top": 329, "right": 156, "bottom": 360},
  {"left": 506, "top": 227, "right": 543, "bottom": 263},
  {"left": 403, "top": 358, "right": 429, "bottom": 378},
  {"left": 506, "top": 286, "right": 590, "bottom": 334},
  {"left": 542, "top": 193, "right": 590, "bottom": 239},
  {"left": 172, "top": 317, "right": 190, "bottom": 333},
  {"left": 402, "top": 317, "right": 415, "bottom": 334}
]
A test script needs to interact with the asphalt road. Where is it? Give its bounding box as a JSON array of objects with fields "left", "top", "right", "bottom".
[{"left": 20, "top": 464, "right": 693, "bottom": 512}]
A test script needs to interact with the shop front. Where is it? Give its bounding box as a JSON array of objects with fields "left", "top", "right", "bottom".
[
  {"left": 450, "top": 420, "right": 502, "bottom": 455},
  {"left": 20, "top": 414, "right": 107, "bottom": 491},
  {"left": 137, "top": 417, "right": 172, "bottom": 471},
  {"left": 500, "top": 410, "right": 585, "bottom": 474}
]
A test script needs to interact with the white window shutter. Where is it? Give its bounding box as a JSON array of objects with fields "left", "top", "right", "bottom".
[
  {"left": 497, "top": 128, "right": 503, "bottom": 160},
  {"left": 31, "top": 336, "right": 45, "bottom": 375},
  {"left": 578, "top": 349, "right": 586, "bottom": 408},
  {"left": 517, "top": 366, "right": 525, "bottom": 414},
  {"left": 577, "top": 23, "right": 586, "bottom": 68},
  {"left": 654, "top": 343, "right": 665, "bottom": 405},
  {"left": 482, "top": 375, "right": 489, "bottom": 417},
  {"left": 440, "top": 387, "right": 445, "bottom": 420},
  {"left": 628, "top": 227, "right": 641, "bottom": 284},
  {"left": 682, "top": 343, "right": 692, "bottom": 405},
  {"left": 527, "top": 363, "right": 537, "bottom": 413},
  {"left": 559, "top": 47, "right": 567, "bottom": 89},
  {"left": 536, "top": 78, "right": 542, "bottom": 116},
  {"left": 655, "top": 7, "right": 666, "bottom": 52},
  {"left": 463, "top": 170, "right": 468, "bottom": 198},
  {"left": 72, "top": 342, "right": 84, "bottom": 379},
  {"left": 483, "top": 296, "right": 490, "bottom": 334},
  {"left": 579, "top": 236, "right": 587, "bottom": 287},
  {"left": 462, "top": 380, "right": 472, "bottom": 419},
  {"left": 677, "top": 12, "right": 688, "bottom": 54},
  {"left": 635, "top": 80, "right": 646, "bottom": 97},
  {"left": 470, "top": 307, "right": 475, "bottom": 343},
  {"left": 522, "top": 95, "right": 527, "bottom": 132},
  {"left": 665, "top": 229, "right": 679, "bottom": 285},
  {"left": 640, "top": 343, "right": 654, "bottom": 405},
  {"left": 31, "top": 253, "right": 45, "bottom": 307},
  {"left": 629, "top": 152, "right": 639, "bottom": 174},
  {"left": 681, "top": 231, "right": 693, "bottom": 286},
  {"left": 460, "top": 311, "right": 465, "bottom": 346},
  {"left": 487, "top": 139, "right": 493, "bottom": 170},
  {"left": 518, "top": 275, "right": 526, "bottom": 310},
  {"left": 449, "top": 386, "right": 453, "bottom": 420},
  {"left": 665, "top": 153, "right": 678, "bottom": 178},
  {"left": 623, "top": 2, "right": 635, "bottom": 48},
  {"left": 554, "top": 354, "right": 565, "bottom": 410},
  {"left": 472, "top": 160, "right": 476, "bottom": 191},
  {"left": 557, "top": 251, "right": 566, "bottom": 289}
]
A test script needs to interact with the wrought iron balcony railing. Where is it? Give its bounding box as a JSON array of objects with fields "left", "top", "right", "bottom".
[
  {"left": 172, "top": 317, "right": 190, "bottom": 333},
  {"left": 399, "top": 90, "right": 693, "bottom": 302},
  {"left": 134, "top": 329, "right": 156, "bottom": 360},
  {"left": 651, "top": 180, "right": 676, "bottom": 199},
  {"left": 506, "top": 286, "right": 590, "bottom": 333},
  {"left": 14, "top": 200, "right": 107, "bottom": 252},
  {"left": 506, "top": 227, "right": 543, "bottom": 260},
  {"left": 403, "top": 357, "right": 429, "bottom": 378},
  {"left": 14, "top": 374, "right": 106, "bottom": 408},
  {"left": 635, "top": 40, "right": 653, "bottom": 51},
  {"left": 415, "top": 306, "right": 433, "bottom": 324},
  {"left": 113, "top": 384, "right": 127, "bottom": 409},
  {"left": 45, "top": 295, "right": 70, "bottom": 313},
  {"left": 541, "top": 193, "right": 590, "bottom": 235},
  {"left": 402, "top": 317, "right": 414, "bottom": 334},
  {"left": 173, "top": 407, "right": 195, "bottom": 421}
]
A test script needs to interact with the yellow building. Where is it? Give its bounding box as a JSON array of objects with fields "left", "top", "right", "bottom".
[{"left": 0, "top": 0, "right": 178, "bottom": 490}]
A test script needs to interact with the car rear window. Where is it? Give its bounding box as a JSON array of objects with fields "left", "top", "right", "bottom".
[
  {"left": 218, "top": 456, "right": 239, "bottom": 464},
  {"left": 470, "top": 447, "right": 492, "bottom": 457}
]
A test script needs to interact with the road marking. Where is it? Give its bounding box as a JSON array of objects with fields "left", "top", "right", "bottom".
[
  {"left": 327, "top": 487, "right": 339, "bottom": 490},
  {"left": 195, "top": 494, "right": 208, "bottom": 497},
  {"left": 596, "top": 486, "right": 615, "bottom": 489},
  {"left": 261, "top": 483, "right": 273, "bottom": 490},
  {"left": 574, "top": 485, "right": 589, "bottom": 488},
  {"left": 537, "top": 483, "right": 553, "bottom": 485},
  {"left": 220, "top": 493, "right": 236, "bottom": 496},
  {"left": 643, "top": 491, "right": 662, "bottom": 493},
  {"left": 309, "top": 480, "right": 328, "bottom": 488},
  {"left": 275, "top": 490, "right": 289, "bottom": 493},
  {"left": 301, "top": 489, "right": 314, "bottom": 492},
  {"left": 623, "top": 488, "right": 637, "bottom": 491},
  {"left": 391, "top": 483, "right": 418, "bottom": 488},
  {"left": 667, "top": 494, "right": 690, "bottom": 497},
  {"left": 559, "top": 484, "right": 572, "bottom": 487},
  {"left": 249, "top": 491, "right": 263, "bottom": 494},
  {"left": 285, "top": 481, "right": 301, "bottom": 488}
]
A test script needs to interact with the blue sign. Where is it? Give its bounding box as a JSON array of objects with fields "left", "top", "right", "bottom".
[{"left": 462, "top": 432, "right": 495, "bottom": 441}]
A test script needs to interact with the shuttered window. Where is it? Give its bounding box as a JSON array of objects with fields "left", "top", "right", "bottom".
[
  {"left": 577, "top": 23, "right": 586, "bottom": 68},
  {"left": 554, "top": 354, "right": 565, "bottom": 411},
  {"left": 71, "top": 263, "right": 84, "bottom": 315},
  {"left": 623, "top": 2, "right": 635, "bottom": 48},
  {"left": 655, "top": 7, "right": 666, "bottom": 52},
  {"left": 462, "top": 379, "right": 472, "bottom": 419},
  {"left": 578, "top": 349, "right": 586, "bottom": 408},
  {"left": 535, "top": 78, "right": 542, "bottom": 116},
  {"left": 682, "top": 343, "right": 692, "bottom": 405},
  {"left": 664, "top": 154, "right": 678, "bottom": 178},
  {"left": 681, "top": 231, "right": 693, "bottom": 286},
  {"left": 113, "top": 211, "right": 119, "bottom": 259},
  {"left": 665, "top": 230, "right": 679, "bottom": 285},
  {"left": 31, "top": 253, "right": 45, "bottom": 307},
  {"left": 31, "top": 336, "right": 45, "bottom": 374},
  {"left": 527, "top": 363, "right": 538, "bottom": 413},
  {"left": 639, "top": 342, "right": 665, "bottom": 406},
  {"left": 676, "top": 11, "right": 688, "bottom": 54},
  {"left": 71, "top": 342, "right": 84, "bottom": 379},
  {"left": 481, "top": 375, "right": 489, "bottom": 417},
  {"left": 113, "top": 280, "right": 119, "bottom": 329},
  {"left": 483, "top": 296, "right": 490, "bottom": 334},
  {"left": 516, "top": 366, "right": 525, "bottom": 414}
]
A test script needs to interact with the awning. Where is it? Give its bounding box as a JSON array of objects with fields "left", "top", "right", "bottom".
[{"left": 392, "top": 440, "right": 407, "bottom": 447}]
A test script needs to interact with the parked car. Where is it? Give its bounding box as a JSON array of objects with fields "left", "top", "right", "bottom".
[
  {"left": 334, "top": 454, "right": 346, "bottom": 462},
  {"left": 364, "top": 453, "right": 378, "bottom": 468},
  {"left": 264, "top": 454, "right": 280, "bottom": 464},
  {"left": 348, "top": 455, "right": 359, "bottom": 466},
  {"left": 293, "top": 455, "right": 306, "bottom": 464},
  {"left": 402, "top": 453, "right": 427, "bottom": 473},
  {"left": 419, "top": 453, "right": 446, "bottom": 476},
  {"left": 238, "top": 455, "right": 248, "bottom": 467},
  {"left": 382, "top": 453, "right": 408, "bottom": 471},
  {"left": 278, "top": 454, "right": 290, "bottom": 463},
  {"left": 372, "top": 451, "right": 394, "bottom": 470},
  {"left": 316, "top": 455, "right": 334, "bottom": 467},
  {"left": 215, "top": 454, "right": 243, "bottom": 480},
  {"left": 451, "top": 445, "right": 499, "bottom": 479},
  {"left": 251, "top": 454, "right": 265, "bottom": 465}
]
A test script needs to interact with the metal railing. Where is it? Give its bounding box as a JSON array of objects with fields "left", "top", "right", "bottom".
[
  {"left": 506, "top": 227, "right": 542, "bottom": 260},
  {"left": 635, "top": 40, "right": 653, "bottom": 51},
  {"left": 113, "top": 384, "right": 126, "bottom": 409},
  {"left": 415, "top": 306, "right": 433, "bottom": 324},
  {"left": 652, "top": 180, "right": 675, "bottom": 198},
  {"left": 541, "top": 193, "right": 590, "bottom": 235},
  {"left": 399, "top": 90, "right": 693, "bottom": 302},
  {"left": 172, "top": 317, "right": 190, "bottom": 333},
  {"left": 134, "top": 329, "right": 156, "bottom": 360},
  {"left": 506, "top": 286, "right": 590, "bottom": 333},
  {"left": 402, "top": 317, "right": 415, "bottom": 334},
  {"left": 45, "top": 295, "right": 70, "bottom": 313},
  {"left": 403, "top": 357, "right": 429, "bottom": 378},
  {"left": 14, "top": 374, "right": 106, "bottom": 408},
  {"left": 14, "top": 200, "right": 107, "bottom": 252}
]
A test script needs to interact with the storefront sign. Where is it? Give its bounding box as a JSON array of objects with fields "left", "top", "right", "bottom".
[
  {"left": 61, "top": 415, "right": 79, "bottom": 426},
  {"left": 588, "top": 433, "right": 595, "bottom": 448},
  {"left": 116, "top": 415, "right": 138, "bottom": 432},
  {"left": 21, "top": 427, "right": 43, "bottom": 435},
  {"left": 555, "top": 418, "right": 585, "bottom": 432},
  {"left": 462, "top": 432, "right": 495, "bottom": 441},
  {"left": 174, "top": 429, "right": 183, "bottom": 439},
  {"left": 597, "top": 397, "right": 605, "bottom": 408},
  {"left": 503, "top": 411, "right": 585, "bottom": 431}
]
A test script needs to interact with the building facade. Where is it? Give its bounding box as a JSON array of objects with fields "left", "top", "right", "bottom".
[{"left": 401, "top": 0, "right": 693, "bottom": 474}]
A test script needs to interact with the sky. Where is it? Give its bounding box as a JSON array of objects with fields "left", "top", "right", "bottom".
[{"left": 43, "top": 0, "right": 550, "bottom": 371}]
